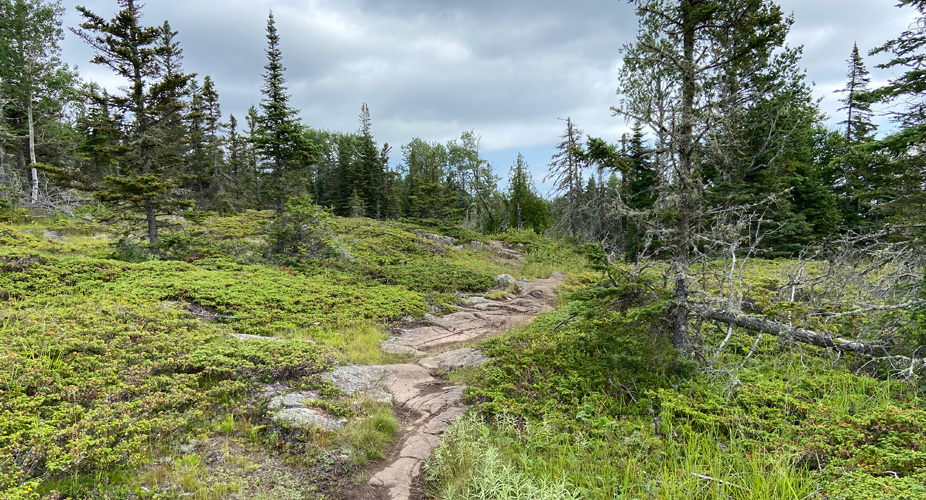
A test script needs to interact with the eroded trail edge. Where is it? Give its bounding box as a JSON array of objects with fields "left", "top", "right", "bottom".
[{"left": 334, "top": 272, "right": 565, "bottom": 500}]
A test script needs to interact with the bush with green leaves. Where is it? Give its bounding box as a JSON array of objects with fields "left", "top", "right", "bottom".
[
  {"left": 0, "top": 300, "right": 330, "bottom": 497},
  {"left": 267, "top": 196, "right": 339, "bottom": 264}
]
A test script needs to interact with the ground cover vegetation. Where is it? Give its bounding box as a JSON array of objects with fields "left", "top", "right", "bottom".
[{"left": 2, "top": 0, "right": 926, "bottom": 499}]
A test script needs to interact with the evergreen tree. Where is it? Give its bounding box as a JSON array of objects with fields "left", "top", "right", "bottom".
[
  {"left": 253, "top": 11, "right": 312, "bottom": 213},
  {"left": 508, "top": 153, "right": 549, "bottom": 233},
  {"left": 839, "top": 43, "right": 876, "bottom": 145},
  {"left": 834, "top": 42, "right": 877, "bottom": 227},
  {"left": 0, "top": 0, "right": 79, "bottom": 207},
  {"left": 861, "top": 0, "right": 926, "bottom": 226},
  {"left": 616, "top": 0, "right": 795, "bottom": 352},
  {"left": 399, "top": 137, "right": 456, "bottom": 220},
  {"left": 356, "top": 103, "right": 385, "bottom": 218},
  {"left": 66, "top": 0, "right": 194, "bottom": 243}
]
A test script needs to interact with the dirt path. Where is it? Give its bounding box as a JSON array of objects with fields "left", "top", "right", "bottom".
[{"left": 336, "top": 271, "right": 565, "bottom": 500}]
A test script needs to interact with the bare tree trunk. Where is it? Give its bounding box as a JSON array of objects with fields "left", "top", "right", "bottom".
[
  {"left": 688, "top": 303, "right": 886, "bottom": 355},
  {"left": 28, "top": 97, "right": 38, "bottom": 207},
  {"left": 146, "top": 199, "right": 158, "bottom": 244}
]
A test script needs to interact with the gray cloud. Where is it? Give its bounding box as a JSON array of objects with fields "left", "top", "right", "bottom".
[{"left": 60, "top": 0, "right": 918, "bottom": 184}]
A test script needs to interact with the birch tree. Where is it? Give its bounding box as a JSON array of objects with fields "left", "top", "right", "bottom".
[{"left": 0, "top": 0, "right": 78, "bottom": 207}]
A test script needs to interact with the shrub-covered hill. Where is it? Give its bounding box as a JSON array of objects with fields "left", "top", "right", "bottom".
[{"left": 0, "top": 213, "right": 579, "bottom": 499}]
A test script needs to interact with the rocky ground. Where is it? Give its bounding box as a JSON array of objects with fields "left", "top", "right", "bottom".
[{"left": 263, "top": 267, "right": 565, "bottom": 500}]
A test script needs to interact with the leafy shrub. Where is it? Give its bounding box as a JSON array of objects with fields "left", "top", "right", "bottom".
[
  {"left": 0, "top": 300, "right": 329, "bottom": 495},
  {"left": 267, "top": 196, "right": 338, "bottom": 264}
]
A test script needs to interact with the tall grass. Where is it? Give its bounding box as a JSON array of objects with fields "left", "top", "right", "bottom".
[{"left": 426, "top": 413, "right": 818, "bottom": 500}]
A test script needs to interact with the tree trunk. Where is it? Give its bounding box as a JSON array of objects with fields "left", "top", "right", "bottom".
[
  {"left": 28, "top": 97, "right": 38, "bottom": 207},
  {"left": 146, "top": 199, "right": 158, "bottom": 244},
  {"left": 671, "top": 0, "right": 700, "bottom": 354},
  {"left": 688, "top": 303, "right": 886, "bottom": 355}
]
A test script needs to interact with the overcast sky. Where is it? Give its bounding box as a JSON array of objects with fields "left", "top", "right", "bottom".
[{"left": 59, "top": 0, "right": 920, "bottom": 192}]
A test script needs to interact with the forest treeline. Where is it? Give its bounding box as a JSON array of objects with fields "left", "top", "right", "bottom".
[{"left": 1, "top": 0, "right": 924, "bottom": 262}]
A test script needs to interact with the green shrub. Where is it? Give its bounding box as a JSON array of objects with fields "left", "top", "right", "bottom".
[
  {"left": 267, "top": 196, "right": 338, "bottom": 264},
  {"left": 0, "top": 300, "right": 329, "bottom": 495}
]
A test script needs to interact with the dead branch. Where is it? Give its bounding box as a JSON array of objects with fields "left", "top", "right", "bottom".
[
  {"left": 820, "top": 300, "right": 926, "bottom": 319},
  {"left": 687, "top": 303, "right": 888, "bottom": 355}
]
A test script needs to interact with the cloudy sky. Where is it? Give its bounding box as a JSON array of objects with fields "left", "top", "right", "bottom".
[{"left": 59, "top": 0, "right": 919, "bottom": 191}]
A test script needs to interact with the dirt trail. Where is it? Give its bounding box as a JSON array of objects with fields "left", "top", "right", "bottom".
[{"left": 339, "top": 268, "right": 565, "bottom": 500}]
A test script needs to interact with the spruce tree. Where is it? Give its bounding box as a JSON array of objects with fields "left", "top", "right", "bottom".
[
  {"left": 68, "top": 0, "right": 193, "bottom": 243},
  {"left": 862, "top": 0, "right": 926, "bottom": 226},
  {"left": 508, "top": 153, "right": 549, "bottom": 233},
  {"left": 835, "top": 42, "right": 877, "bottom": 228},
  {"left": 0, "top": 0, "right": 79, "bottom": 207},
  {"left": 253, "top": 11, "right": 312, "bottom": 213},
  {"left": 616, "top": 0, "right": 795, "bottom": 352}
]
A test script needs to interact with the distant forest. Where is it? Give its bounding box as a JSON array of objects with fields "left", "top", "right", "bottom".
[{"left": 2, "top": 0, "right": 926, "bottom": 261}]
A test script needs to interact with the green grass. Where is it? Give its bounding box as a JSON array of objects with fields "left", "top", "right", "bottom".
[{"left": 425, "top": 274, "right": 926, "bottom": 500}]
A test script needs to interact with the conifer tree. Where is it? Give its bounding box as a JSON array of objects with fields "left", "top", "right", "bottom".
[
  {"left": 862, "top": 0, "right": 926, "bottom": 226},
  {"left": 616, "top": 0, "right": 795, "bottom": 352},
  {"left": 508, "top": 153, "right": 549, "bottom": 233},
  {"left": 67, "top": 0, "right": 193, "bottom": 243},
  {"left": 545, "top": 117, "right": 585, "bottom": 239},
  {"left": 356, "top": 103, "right": 385, "bottom": 217},
  {"left": 839, "top": 43, "right": 876, "bottom": 145},
  {"left": 253, "top": 11, "right": 312, "bottom": 213},
  {"left": 0, "top": 0, "right": 79, "bottom": 207},
  {"left": 834, "top": 42, "right": 877, "bottom": 228}
]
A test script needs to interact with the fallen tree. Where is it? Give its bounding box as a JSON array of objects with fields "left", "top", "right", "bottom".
[{"left": 687, "top": 303, "right": 889, "bottom": 355}]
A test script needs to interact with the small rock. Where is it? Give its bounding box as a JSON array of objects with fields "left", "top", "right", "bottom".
[
  {"left": 232, "top": 333, "right": 283, "bottom": 342},
  {"left": 466, "top": 296, "right": 491, "bottom": 304},
  {"left": 494, "top": 274, "right": 516, "bottom": 288},
  {"left": 322, "top": 365, "right": 393, "bottom": 403},
  {"left": 43, "top": 230, "right": 64, "bottom": 241},
  {"left": 178, "top": 440, "right": 198, "bottom": 454},
  {"left": 274, "top": 407, "right": 347, "bottom": 431},
  {"left": 268, "top": 392, "right": 319, "bottom": 410},
  {"left": 420, "top": 233, "right": 458, "bottom": 247}
]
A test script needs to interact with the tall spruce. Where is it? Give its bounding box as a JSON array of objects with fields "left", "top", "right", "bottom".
[
  {"left": 834, "top": 42, "right": 877, "bottom": 227},
  {"left": 862, "top": 0, "right": 926, "bottom": 226},
  {"left": 69, "top": 0, "right": 193, "bottom": 243},
  {"left": 253, "top": 11, "right": 311, "bottom": 213},
  {"left": 0, "top": 0, "right": 78, "bottom": 207},
  {"left": 508, "top": 153, "right": 549, "bottom": 233}
]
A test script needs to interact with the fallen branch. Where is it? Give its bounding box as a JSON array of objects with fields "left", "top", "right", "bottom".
[
  {"left": 553, "top": 313, "right": 579, "bottom": 332},
  {"left": 821, "top": 300, "right": 926, "bottom": 319},
  {"left": 688, "top": 303, "right": 887, "bottom": 355},
  {"left": 690, "top": 473, "right": 751, "bottom": 493}
]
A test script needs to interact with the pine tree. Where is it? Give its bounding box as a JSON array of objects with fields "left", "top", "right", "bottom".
[
  {"left": 253, "top": 11, "right": 312, "bottom": 213},
  {"left": 834, "top": 43, "right": 877, "bottom": 228},
  {"left": 67, "top": 0, "right": 194, "bottom": 243},
  {"left": 508, "top": 153, "right": 549, "bottom": 233},
  {"left": 861, "top": 0, "right": 926, "bottom": 226},
  {"left": 616, "top": 0, "right": 794, "bottom": 352},
  {"left": 545, "top": 117, "right": 585, "bottom": 239},
  {"left": 356, "top": 103, "right": 385, "bottom": 217},
  {"left": 839, "top": 43, "right": 876, "bottom": 145}
]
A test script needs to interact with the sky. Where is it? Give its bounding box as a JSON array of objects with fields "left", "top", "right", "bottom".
[{"left": 58, "top": 0, "right": 920, "bottom": 193}]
